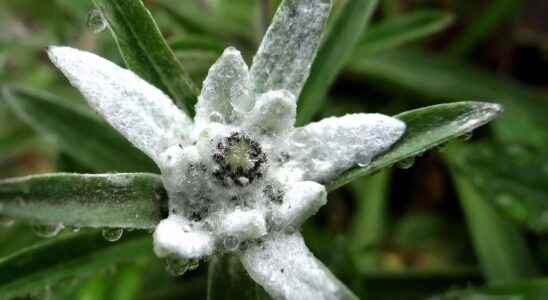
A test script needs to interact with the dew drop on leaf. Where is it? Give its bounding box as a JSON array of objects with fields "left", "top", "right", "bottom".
[
  {"left": 459, "top": 131, "right": 473, "bottom": 142},
  {"left": 164, "top": 256, "right": 190, "bottom": 277},
  {"left": 87, "top": 9, "right": 108, "bottom": 33},
  {"left": 396, "top": 157, "right": 415, "bottom": 170},
  {"left": 32, "top": 223, "right": 64, "bottom": 238},
  {"left": 223, "top": 236, "right": 240, "bottom": 251},
  {"left": 102, "top": 228, "right": 124, "bottom": 242}
]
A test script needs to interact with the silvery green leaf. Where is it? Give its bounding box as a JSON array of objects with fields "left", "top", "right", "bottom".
[{"left": 0, "top": 173, "right": 166, "bottom": 229}]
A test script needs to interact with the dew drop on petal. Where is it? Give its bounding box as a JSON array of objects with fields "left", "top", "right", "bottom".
[
  {"left": 223, "top": 236, "right": 240, "bottom": 251},
  {"left": 32, "top": 223, "right": 64, "bottom": 238},
  {"left": 208, "top": 111, "right": 226, "bottom": 123},
  {"left": 87, "top": 9, "right": 108, "bottom": 33},
  {"left": 102, "top": 228, "right": 124, "bottom": 242},
  {"left": 164, "top": 256, "right": 190, "bottom": 277},
  {"left": 396, "top": 157, "right": 415, "bottom": 170}
]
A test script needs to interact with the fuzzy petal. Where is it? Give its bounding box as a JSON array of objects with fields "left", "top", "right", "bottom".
[
  {"left": 47, "top": 46, "right": 192, "bottom": 165},
  {"left": 216, "top": 208, "right": 267, "bottom": 240},
  {"left": 250, "top": 0, "right": 331, "bottom": 97},
  {"left": 153, "top": 215, "right": 215, "bottom": 259},
  {"left": 273, "top": 181, "right": 326, "bottom": 229},
  {"left": 240, "top": 232, "right": 358, "bottom": 300},
  {"left": 195, "top": 47, "right": 252, "bottom": 126},
  {"left": 243, "top": 90, "right": 296, "bottom": 136},
  {"left": 287, "top": 113, "right": 406, "bottom": 183}
]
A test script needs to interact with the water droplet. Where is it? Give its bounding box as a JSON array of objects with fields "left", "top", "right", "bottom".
[
  {"left": 87, "top": 9, "right": 107, "bottom": 33},
  {"left": 208, "top": 112, "right": 225, "bottom": 123},
  {"left": 223, "top": 236, "right": 240, "bottom": 251},
  {"left": 459, "top": 132, "right": 473, "bottom": 142},
  {"left": 102, "top": 228, "right": 124, "bottom": 242},
  {"left": 230, "top": 89, "right": 253, "bottom": 112},
  {"left": 285, "top": 225, "right": 296, "bottom": 234},
  {"left": 32, "top": 223, "right": 64, "bottom": 238},
  {"left": 435, "top": 143, "right": 447, "bottom": 152},
  {"left": 396, "top": 157, "right": 415, "bottom": 170},
  {"left": 164, "top": 256, "right": 190, "bottom": 277}
]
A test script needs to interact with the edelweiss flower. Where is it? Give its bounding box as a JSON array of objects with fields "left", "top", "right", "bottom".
[{"left": 47, "top": 0, "right": 405, "bottom": 299}]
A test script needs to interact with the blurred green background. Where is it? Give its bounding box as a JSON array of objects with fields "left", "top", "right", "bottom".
[{"left": 1, "top": 0, "right": 548, "bottom": 299}]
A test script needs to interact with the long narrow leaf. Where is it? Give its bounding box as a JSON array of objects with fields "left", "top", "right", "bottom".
[
  {"left": 347, "top": 50, "right": 548, "bottom": 146},
  {"left": 297, "top": 0, "right": 378, "bottom": 125},
  {"left": 450, "top": 170, "right": 538, "bottom": 284},
  {"left": 0, "top": 232, "right": 152, "bottom": 299},
  {"left": 0, "top": 173, "right": 166, "bottom": 229},
  {"left": 2, "top": 86, "right": 157, "bottom": 173},
  {"left": 357, "top": 10, "right": 454, "bottom": 56},
  {"left": 328, "top": 101, "right": 502, "bottom": 191},
  {"left": 92, "top": 0, "right": 199, "bottom": 113}
]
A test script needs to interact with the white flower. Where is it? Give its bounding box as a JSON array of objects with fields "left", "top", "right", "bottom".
[{"left": 47, "top": 0, "right": 405, "bottom": 299}]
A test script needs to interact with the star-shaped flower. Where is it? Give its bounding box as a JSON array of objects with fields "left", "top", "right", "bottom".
[{"left": 47, "top": 0, "right": 405, "bottom": 299}]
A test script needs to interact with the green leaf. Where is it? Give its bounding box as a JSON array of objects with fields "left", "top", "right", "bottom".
[
  {"left": 357, "top": 10, "right": 454, "bottom": 56},
  {"left": 297, "top": 0, "right": 378, "bottom": 125},
  {"left": 0, "top": 173, "right": 166, "bottom": 229},
  {"left": 0, "top": 231, "right": 152, "bottom": 299},
  {"left": 431, "top": 279, "right": 548, "bottom": 300},
  {"left": 327, "top": 101, "right": 502, "bottom": 191},
  {"left": 169, "top": 35, "right": 225, "bottom": 52},
  {"left": 347, "top": 50, "right": 548, "bottom": 147},
  {"left": 446, "top": 0, "right": 522, "bottom": 57},
  {"left": 92, "top": 0, "right": 199, "bottom": 113},
  {"left": 207, "top": 255, "right": 260, "bottom": 300},
  {"left": 449, "top": 167, "right": 538, "bottom": 284},
  {"left": 451, "top": 143, "right": 548, "bottom": 233},
  {"left": 2, "top": 86, "right": 157, "bottom": 173},
  {"left": 349, "top": 171, "right": 390, "bottom": 272}
]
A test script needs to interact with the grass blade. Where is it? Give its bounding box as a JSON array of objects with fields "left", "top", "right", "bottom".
[
  {"left": 207, "top": 255, "right": 259, "bottom": 300},
  {"left": 347, "top": 50, "right": 548, "bottom": 146},
  {"left": 449, "top": 169, "right": 538, "bottom": 284},
  {"left": 2, "top": 86, "right": 157, "bottom": 173},
  {"left": 92, "top": 0, "right": 199, "bottom": 113},
  {"left": 0, "top": 173, "right": 166, "bottom": 229},
  {"left": 0, "top": 231, "right": 152, "bottom": 299},
  {"left": 327, "top": 101, "right": 502, "bottom": 191},
  {"left": 357, "top": 10, "right": 454, "bottom": 56},
  {"left": 297, "top": 0, "right": 378, "bottom": 125}
]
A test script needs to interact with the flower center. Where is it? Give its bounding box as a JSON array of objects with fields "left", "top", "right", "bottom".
[{"left": 212, "top": 132, "right": 267, "bottom": 186}]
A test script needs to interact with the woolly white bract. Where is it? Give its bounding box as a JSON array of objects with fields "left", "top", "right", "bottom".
[{"left": 48, "top": 0, "right": 405, "bottom": 299}]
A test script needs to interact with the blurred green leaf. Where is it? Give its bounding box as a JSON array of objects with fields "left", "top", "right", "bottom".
[
  {"left": 447, "top": 0, "right": 522, "bottom": 57},
  {"left": 0, "top": 231, "right": 152, "bottom": 299},
  {"left": 450, "top": 168, "right": 538, "bottom": 284},
  {"left": 347, "top": 50, "right": 548, "bottom": 147},
  {"left": 328, "top": 101, "right": 502, "bottom": 191},
  {"left": 2, "top": 86, "right": 157, "bottom": 173},
  {"left": 357, "top": 10, "right": 454, "bottom": 56},
  {"left": 297, "top": 0, "right": 378, "bottom": 125},
  {"left": 349, "top": 171, "right": 390, "bottom": 272},
  {"left": 110, "top": 265, "right": 143, "bottom": 300},
  {"left": 430, "top": 278, "right": 548, "bottom": 300},
  {"left": 451, "top": 142, "right": 548, "bottom": 233},
  {"left": 93, "top": 0, "right": 199, "bottom": 113},
  {"left": 169, "top": 35, "right": 225, "bottom": 52},
  {"left": 0, "top": 173, "right": 166, "bottom": 229},
  {"left": 0, "top": 125, "right": 37, "bottom": 160},
  {"left": 207, "top": 255, "right": 259, "bottom": 300},
  {"left": 76, "top": 272, "right": 107, "bottom": 300}
]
